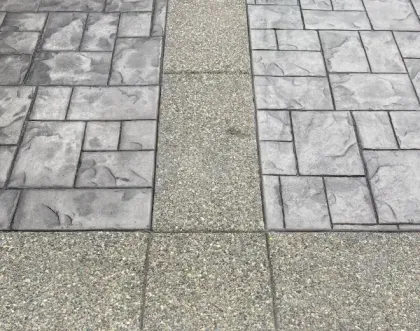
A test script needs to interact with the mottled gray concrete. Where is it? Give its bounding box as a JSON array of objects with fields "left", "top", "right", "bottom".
[
  {"left": 164, "top": 0, "right": 250, "bottom": 72},
  {"left": 270, "top": 233, "right": 420, "bottom": 330},
  {"left": 0, "top": 232, "right": 148, "bottom": 330},
  {"left": 143, "top": 233, "right": 275, "bottom": 330},
  {"left": 153, "top": 74, "right": 263, "bottom": 231}
]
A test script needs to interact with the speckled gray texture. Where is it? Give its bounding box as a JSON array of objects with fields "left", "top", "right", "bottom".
[
  {"left": 164, "top": 0, "right": 250, "bottom": 72},
  {"left": 153, "top": 74, "right": 263, "bottom": 231},
  {"left": 143, "top": 233, "right": 275, "bottom": 330},
  {"left": 0, "top": 232, "right": 148, "bottom": 331},
  {"left": 269, "top": 233, "right": 420, "bottom": 330}
]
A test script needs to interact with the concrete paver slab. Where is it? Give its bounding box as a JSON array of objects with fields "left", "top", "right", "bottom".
[
  {"left": 153, "top": 74, "right": 263, "bottom": 231},
  {"left": 269, "top": 233, "right": 420, "bottom": 330},
  {"left": 143, "top": 233, "right": 275, "bottom": 330},
  {"left": 0, "top": 232, "right": 148, "bottom": 330}
]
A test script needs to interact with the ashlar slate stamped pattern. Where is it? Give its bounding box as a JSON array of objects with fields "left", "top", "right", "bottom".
[
  {"left": 247, "top": 0, "right": 420, "bottom": 231},
  {"left": 0, "top": 0, "right": 167, "bottom": 230}
]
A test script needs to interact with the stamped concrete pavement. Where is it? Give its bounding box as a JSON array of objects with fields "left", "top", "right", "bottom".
[{"left": 0, "top": 0, "right": 419, "bottom": 330}]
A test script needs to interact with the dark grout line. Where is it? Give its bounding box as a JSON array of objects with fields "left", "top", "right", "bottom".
[
  {"left": 164, "top": 70, "right": 250, "bottom": 75},
  {"left": 265, "top": 233, "right": 280, "bottom": 331},
  {"left": 387, "top": 111, "right": 401, "bottom": 149},
  {"left": 245, "top": 0, "right": 268, "bottom": 232},
  {"left": 149, "top": 0, "right": 169, "bottom": 232},
  {"left": 322, "top": 177, "right": 333, "bottom": 229},
  {"left": 349, "top": 111, "right": 380, "bottom": 225},
  {"left": 139, "top": 233, "right": 152, "bottom": 329}
]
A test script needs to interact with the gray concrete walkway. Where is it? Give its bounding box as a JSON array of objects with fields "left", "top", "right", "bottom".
[{"left": 0, "top": 0, "right": 419, "bottom": 330}]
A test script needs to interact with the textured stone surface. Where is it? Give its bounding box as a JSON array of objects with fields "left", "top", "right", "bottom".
[
  {"left": 276, "top": 30, "right": 320, "bottom": 51},
  {"left": 0, "top": 87, "right": 35, "bottom": 144},
  {"left": 390, "top": 112, "right": 420, "bottom": 149},
  {"left": 394, "top": 32, "right": 420, "bottom": 58},
  {"left": 0, "top": 146, "right": 15, "bottom": 187},
  {"left": 13, "top": 189, "right": 152, "bottom": 229},
  {"left": 303, "top": 10, "right": 371, "bottom": 30},
  {"left": 254, "top": 76, "right": 333, "bottom": 110},
  {"left": 120, "top": 120, "right": 157, "bottom": 150},
  {"left": 27, "top": 52, "right": 112, "bottom": 85},
  {"left": 331, "top": 0, "right": 364, "bottom": 10},
  {"left": 360, "top": 31, "right": 405, "bottom": 73},
  {"left": 251, "top": 30, "right": 277, "bottom": 50},
  {"left": 0, "top": 232, "right": 147, "bottom": 329},
  {"left": 9, "top": 122, "right": 85, "bottom": 188},
  {"left": 118, "top": 12, "right": 152, "bottom": 37},
  {"left": 110, "top": 37, "right": 162, "bottom": 85},
  {"left": 30, "top": 87, "right": 72, "bottom": 120},
  {"left": 68, "top": 87, "right": 159, "bottom": 120},
  {"left": 151, "top": 0, "right": 167, "bottom": 36},
  {"left": 262, "top": 175, "right": 283, "bottom": 229},
  {"left": 0, "top": 13, "right": 46, "bottom": 31},
  {"left": 364, "top": 0, "right": 420, "bottom": 30},
  {"left": 301, "top": 0, "right": 331, "bottom": 10},
  {"left": 293, "top": 112, "right": 364, "bottom": 175},
  {"left": 105, "top": 0, "right": 153, "bottom": 11},
  {"left": 252, "top": 50, "right": 326, "bottom": 76},
  {"left": 325, "top": 177, "right": 376, "bottom": 224},
  {"left": 331, "top": 74, "right": 420, "bottom": 110},
  {"left": 143, "top": 234, "right": 275, "bottom": 330},
  {"left": 42, "top": 13, "right": 86, "bottom": 51},
  {"left": 39, "top": 0, "right": 106, "bottom": 11},
  {"left": 0, "top": 31, "right": 39, "bottom": 54},
  {"left": 83, "top": 122, "right": 120, "bottom": 150},
  {"left": 405, "top": 58, "right": 420, "bottom": 98},
  {"left": 257, "top": 110, "right": 292, "bottom": 141},
  {"left": 260, "top": 141, "right": 296, "bottom": 175},
  {"left": 80, "top": 13, "right": 118, "bottom": 51},
  {"left": 249, "top": 5, "right": 303, "bottom": 29},
  {"left": 270, "top": 233, "right": 420, "bottom": 329},
  {"left": 320, "top": 31, "right": 369, "bottom": 73},
  {"left": 76, "top": 151, "right": 154, "bottom": 187},
  {"left": 281, "top": 176, "right": 330, "bottom": 229},
  {"left": 0, "top": 190, "right": 20, "bottom": 229},
  {"left": 0, "top": 55, "right": 30, "bottom": 84},
  {"left": 353, "top": 111, "right": 398, "bottom": 149},
  {"left": 0, "top": 0, "right": 40, "bottom": 11},
  {"left": 365, "top": 150, "right": 420, "bottom": 223}
]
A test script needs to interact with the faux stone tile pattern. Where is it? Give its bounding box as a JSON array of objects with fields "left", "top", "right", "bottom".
[
  {"left": 394, "top": 32, "right": 420, "bottom": 58},
  {"left": 247, "top": 0, "right": 420, "bottom": 230},
  {"left": 30, "top": 87, "right": 72, "bottom": 120},
  {"left": 9, "top": 121, "right": 85, "bottom": 188},
  {"left": 365, "top": 150, "right": 420, "bottom": 224},
  {"left": 0, "top": 146, "right": 16, "bottom": 187},
  {"left": 13, "top": 189, "right": 152, "bottom": 229},
  {"left": 320, "top": 31, "right": 369, "bottom": 73},
  {"left": 0, "top": 190, "right": 20, "bottom": 229},
  {"left": 42, "top": 13, "right": 87, "bottom": 51},
  {"left": 0, "top": 13, "right": 47, "bottom": 31},
  {"left": 391, "top": 112, "right": 420, "bottom": 149},
  {"left": 353, "top": 111, "right": 398, "bottom": 149},
  {"left": 76, "top": 151, "right": 154, "bottom": 187},
  {"left": 281, "top": 176, "right": 331, "bottom": 229},
  {"left": 0, "top": 55, "right": 31, "bottom": 85},
  {"left": 360, "top": 31, "right": 405, "bottom": 73},
  {"left": 0, "top": 87, "right": 35, "bottom": 144},
  {"left": 292, "top": 112, "right": 364, "bottom": 175},
  {"left": 325, "top": 177, "right": 376, "bottom": 224},
  {"left": 260, "top": 141, "right": 296, "bottom": 175},
  {"left": 83, "top": 121, "right": 120, "bottom": 150},
  {"left": 0, "top": 0, "right": 165, "bottom": 230},
  {"left": 252, "top": 51, "right": 326, "bottom": 76}
]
